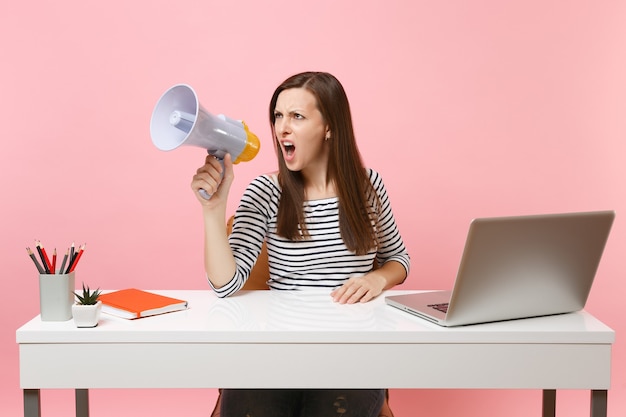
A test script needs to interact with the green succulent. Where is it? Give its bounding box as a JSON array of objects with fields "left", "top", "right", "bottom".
[{"left": 74, "top": 283, "right": 101, "bottom": 305}]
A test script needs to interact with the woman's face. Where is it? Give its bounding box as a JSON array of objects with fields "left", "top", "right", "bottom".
[{"left": 273, "top": 88, "right": 330, "bottom": 174}]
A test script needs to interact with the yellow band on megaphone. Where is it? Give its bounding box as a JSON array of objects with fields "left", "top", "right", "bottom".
[{"left": 233, "top": 121, "right": 261, "bottom": 164}]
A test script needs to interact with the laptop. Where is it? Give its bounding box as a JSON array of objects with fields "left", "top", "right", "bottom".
[{"left": 385, "top": 210, "right": 615, "bottom": 326}]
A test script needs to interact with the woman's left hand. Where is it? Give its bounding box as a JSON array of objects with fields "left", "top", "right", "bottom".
[{"left": 330, "top": 272, "right": 387, "bottom": 304}]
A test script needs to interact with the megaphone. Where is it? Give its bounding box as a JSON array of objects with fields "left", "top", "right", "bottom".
[{"left": 150, "top": 84, "right": 261, "bottom": 199}]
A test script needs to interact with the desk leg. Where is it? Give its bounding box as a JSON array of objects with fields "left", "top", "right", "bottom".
[
  {"left": 590, "top": 390, "right": 607, "bottom": 417},
  {"left": 542, "top": 389, "right": 556, "bottom": 417},
  {"left": 75, "top": 389, "right": 89, "bottom": 417},
  {"left": 23, "top": 389, "right": 41, "bottom": 417}
]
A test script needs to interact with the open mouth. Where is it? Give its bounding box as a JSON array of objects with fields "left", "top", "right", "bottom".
[{"left": 282, "top": 141, "right": 295, "bottom": 158}]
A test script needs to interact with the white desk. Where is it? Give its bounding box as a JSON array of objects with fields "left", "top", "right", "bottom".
[{"left": 17, "top": 290, "right": 614, "bottom": 417}]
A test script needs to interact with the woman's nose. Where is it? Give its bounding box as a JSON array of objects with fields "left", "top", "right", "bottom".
[{"left": 276, "top": 119, "right": 291, "bottom": 136}]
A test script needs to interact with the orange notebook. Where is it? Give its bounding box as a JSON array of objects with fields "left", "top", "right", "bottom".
[{"left": 99, "top": 289, "right": 188, "bottom": 319}]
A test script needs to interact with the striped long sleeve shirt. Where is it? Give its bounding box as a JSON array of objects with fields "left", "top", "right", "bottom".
[{"left": 210, "top": 168, "right": 410, "bottom": 297}]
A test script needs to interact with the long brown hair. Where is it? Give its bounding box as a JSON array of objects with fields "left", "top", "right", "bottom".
[{"left": 269, "top": 72, "right": 378, "bottom": 255}]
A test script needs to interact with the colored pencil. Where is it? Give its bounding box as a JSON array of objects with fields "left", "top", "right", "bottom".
[
  {"left": 35, "top": 241, "right": 50, "bottom": 274},
  {"left": 59, "top": 249, "right": 69, "bottom": 276},
  {"left": 38, "top": 241, "right": 53, "bottom": 273},
  {"left": 26, "top": 247, "right": 45, "bottom": 274},
  {"left": 68, "top": 243, "right": 86, "bottom": 273}
]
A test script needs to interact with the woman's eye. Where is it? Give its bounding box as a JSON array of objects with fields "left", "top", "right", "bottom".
[
  {"left": 274, "top": 112, "right": 283, "bottom": 119},
  {"left": 293, "top": 113, "right": 304, "bottom": 120}
]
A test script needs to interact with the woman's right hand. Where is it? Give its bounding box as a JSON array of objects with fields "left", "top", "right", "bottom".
[{"left": 191, "top": 153, "right": 234, "bottom": 207}]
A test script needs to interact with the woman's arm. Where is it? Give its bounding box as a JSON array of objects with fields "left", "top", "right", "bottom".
[
  {"left": 191, "top": 154, "right": 237, "bottom": 289},
  {"left": 331, "top": 169, "right": 410, "bottom": 304}
]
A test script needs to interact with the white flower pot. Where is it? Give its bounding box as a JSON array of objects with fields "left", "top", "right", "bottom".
[{"left": 72, "top": 301, "right": 102, "bottom": 328}]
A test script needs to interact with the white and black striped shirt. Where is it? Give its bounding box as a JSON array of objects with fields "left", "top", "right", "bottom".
[{"left": 210, "top": 169, "right": 410, "bottom": 297}]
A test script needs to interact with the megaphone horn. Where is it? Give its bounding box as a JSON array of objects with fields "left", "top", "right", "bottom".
[{"left": 150, "top": 84, "right": 261, "bottom": 199}]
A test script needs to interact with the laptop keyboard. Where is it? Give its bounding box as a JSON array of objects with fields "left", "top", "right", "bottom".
[{"left": 428, "top": 303, "right": 449, "bottom": 314}]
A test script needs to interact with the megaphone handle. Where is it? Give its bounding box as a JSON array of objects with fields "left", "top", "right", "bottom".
[
  {"left": 198, "top": 156, "right": 225, "bottom": 200},
  {"left": 198, "top": 189, "right": 211, "bottom": 200}
]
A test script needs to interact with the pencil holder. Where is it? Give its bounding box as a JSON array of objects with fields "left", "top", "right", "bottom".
[{"left": 39, "top": 272, "right": 75, "bottom": 321}]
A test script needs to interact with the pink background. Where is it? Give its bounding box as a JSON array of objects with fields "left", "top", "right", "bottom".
[{"left": 2, "top": 1, "right": 625, "bottom": 416}]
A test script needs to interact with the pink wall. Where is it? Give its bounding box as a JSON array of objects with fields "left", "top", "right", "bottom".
[{"left": 2, "top": 1, "right": 625, "bottom": 416}]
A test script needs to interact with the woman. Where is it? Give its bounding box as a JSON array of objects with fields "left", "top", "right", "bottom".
[{"left": 192, "top": 71, "right": 410, "bottom": 417}]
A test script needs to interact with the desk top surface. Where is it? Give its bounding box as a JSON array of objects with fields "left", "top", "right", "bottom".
[{"left": 16, "top": 290, "right": 614, "bottom": 345}]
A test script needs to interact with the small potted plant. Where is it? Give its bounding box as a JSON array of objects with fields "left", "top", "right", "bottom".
[{"left": 72, "top": 283, "right": 102, "bottom": 327}]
